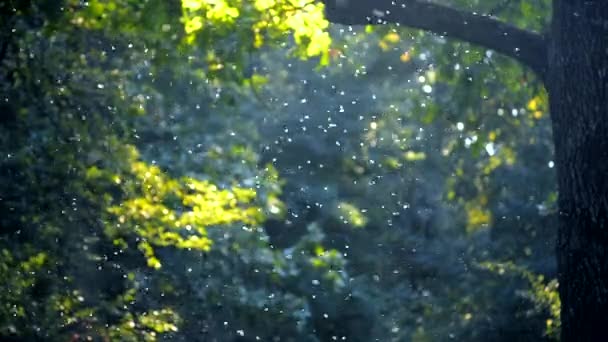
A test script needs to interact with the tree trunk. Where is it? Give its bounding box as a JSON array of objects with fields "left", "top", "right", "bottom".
[{"left": 549, "top": 0, "right": 608, "bottom": 340}]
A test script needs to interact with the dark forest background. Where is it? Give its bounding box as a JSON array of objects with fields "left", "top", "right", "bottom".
[{"left": 0, "top": 1, "right": 560, "bottom": 340}]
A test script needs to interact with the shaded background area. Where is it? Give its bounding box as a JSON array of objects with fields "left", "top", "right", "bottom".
[{"left": 0, "top": 0, "right": 559, "bottom": 341}]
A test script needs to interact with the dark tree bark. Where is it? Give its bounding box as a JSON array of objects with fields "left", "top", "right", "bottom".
[
  {"left": 321, "top": 0, "right": 608, "bottom": 340},
  {"left": 550, "top": 1, "right": 608, "bottom": 341}
]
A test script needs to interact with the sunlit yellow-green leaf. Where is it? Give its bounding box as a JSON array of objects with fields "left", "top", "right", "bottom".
[{"left": 337, "top": 202, "right": 368, "bottom": 228}]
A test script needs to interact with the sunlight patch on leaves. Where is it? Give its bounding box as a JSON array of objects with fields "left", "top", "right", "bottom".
[
  {"left": 480, "top": 261, "right": 560, "bottom": 340},
  {"left": 181, "top": 0, "right": 331, "bottom": 63},
  {"left": 106, "top": 147, "right": 262, "bottom": 269}
]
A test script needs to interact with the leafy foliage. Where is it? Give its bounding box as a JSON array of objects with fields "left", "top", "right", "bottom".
[{"left": 0, "top": 0, "right": 559, "bottom": 341}]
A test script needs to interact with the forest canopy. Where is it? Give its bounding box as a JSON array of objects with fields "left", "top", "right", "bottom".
[{"left": 0, "top": 0, "right": 562, "bottom": 341}]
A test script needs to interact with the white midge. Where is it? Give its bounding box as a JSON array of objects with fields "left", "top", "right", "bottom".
[
  {"left": 464, "top": 136, "right": 476, "bottom": 148},
  {"left": 269, "top": 204, "right": 281, "bottom": 214},
  {"left": 485, "top": 142, "right": 496, "bottom": 156}
]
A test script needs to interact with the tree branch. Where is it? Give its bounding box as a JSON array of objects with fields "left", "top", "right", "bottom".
[{"left": 322, "top": 0, "right": 548, "bottom": 76}]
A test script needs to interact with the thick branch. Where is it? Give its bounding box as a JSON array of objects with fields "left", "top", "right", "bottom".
[{"left": 322, "top": 0, "right": 548, "bottom": 76}]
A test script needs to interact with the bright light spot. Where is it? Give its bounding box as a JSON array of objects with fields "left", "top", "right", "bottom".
[
  {"left": 485, "top": 142, "right": 496, "bottom": 156},
  {"left": 548, "top": 161, "right": 555, "bottom": 168},
  {"left": 456, "top": 122, "right": 464, "bottom": 131},
  {"left": 372, "top": 9, "right": 386, "bottom": 17},
  {"left": 269, "top": 204, "right": 281, "bottom": 214},
  {"left": 464, "top": 135, "right": 478, "bottom": 148},
  {"left": 370, "top": 121, "right": 377, "bottom": 130},
  {"left": 417, "top": 75, "right": 426, "bottom": 83},
  {"left": 422, "top": 84, "right": 432, "bottom": 93}
]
